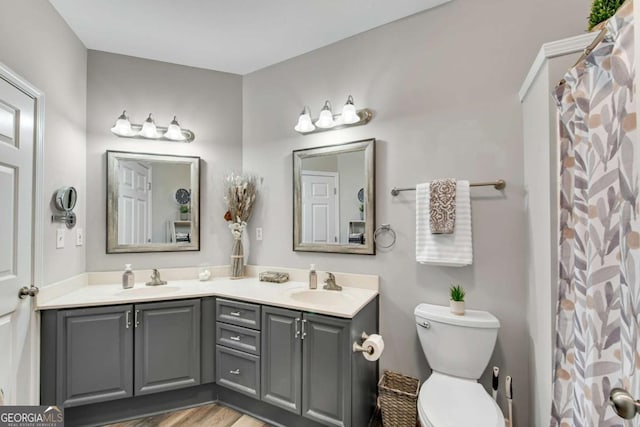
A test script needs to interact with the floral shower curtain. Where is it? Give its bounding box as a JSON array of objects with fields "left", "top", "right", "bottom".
[{"left": 551, "top": 2, "right": 640, "bottom": 426}]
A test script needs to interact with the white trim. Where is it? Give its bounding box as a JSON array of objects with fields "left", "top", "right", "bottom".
[
  {"left": 0, "top": 61, "right": 45, "bottom": 405},
  {"left": 519, "top": 33, "right": 598, "bottom": 102}
]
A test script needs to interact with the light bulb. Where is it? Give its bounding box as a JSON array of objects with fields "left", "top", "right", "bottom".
[
  {"left": 294, "top": 107, "right": 315, "bottom": 133},
  {"left": 110, "top": 110, "right": 135, "bottom": 136},
  {"left": 164, "top": 116, "right": 186, "bottom": 141},
  {"left": 341, "top": 95, "right": 359, "bottom": 124},
  {"left": 315, "top": 101, "right": 335, "bottom": 129},
  {"left": 138, "top": 113, "right": 160, "bottom": 138}
]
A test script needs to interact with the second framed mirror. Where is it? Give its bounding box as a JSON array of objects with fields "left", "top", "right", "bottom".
[{"left": 293, "top": 138, "right": 375, "bottom": 255}]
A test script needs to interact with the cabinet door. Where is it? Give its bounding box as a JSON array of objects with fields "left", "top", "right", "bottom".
[
  {"left": 56, "top": 305, "right": 133, "bottom": 407},
  {"left": 302, "top": 313, "right": 351, "bottom": 427},
  {"left": 261, "top": 306, "right": 302, "bottom": 413},
  {"left": 134, "top": 299, "right": 201, "bottom": 395}
]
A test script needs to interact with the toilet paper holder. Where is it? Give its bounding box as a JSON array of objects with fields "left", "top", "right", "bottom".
[{"left": 353, "top": 332, "right": 374, "bottom": 354}]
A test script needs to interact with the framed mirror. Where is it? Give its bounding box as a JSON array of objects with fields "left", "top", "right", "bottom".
[
  {"left": 106, "top": 150, "right": 200, "bottom": 253},
  {"left": 293, "top": 138, "right": 375, "bottom": 255}
]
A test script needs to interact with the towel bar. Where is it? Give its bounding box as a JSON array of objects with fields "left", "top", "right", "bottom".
[{"left": 390, "top": 179, "right": 506, "bottom": 196}]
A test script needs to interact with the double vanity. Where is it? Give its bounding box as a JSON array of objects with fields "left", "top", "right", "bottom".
[{"left": 38, "top": 268, "right": 379, "bottom": 427}]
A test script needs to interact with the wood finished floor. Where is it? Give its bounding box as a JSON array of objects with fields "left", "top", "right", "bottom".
[
  {"left": 103, "top": 402, "right": 387, "bottom": 427},
  {"left": 103, "top": 403, "right": 271, "bottom": 427}
]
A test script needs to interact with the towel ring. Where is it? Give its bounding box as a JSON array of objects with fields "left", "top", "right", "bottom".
[{"left": 374, "top": 224, "right": 396, "bottom": 249}]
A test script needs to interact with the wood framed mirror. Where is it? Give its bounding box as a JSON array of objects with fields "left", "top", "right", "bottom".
[
  {"left": 106, "top": 150, "right": 200, "bottom": 253},
  {"left": 293, "top": 138, "right": 375, "bottom": 255}
]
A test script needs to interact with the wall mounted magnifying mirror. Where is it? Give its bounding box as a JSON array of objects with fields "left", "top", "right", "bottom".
[
  {"left": 51, "top": 186, "right": 78, "bottom": 228},
  {"left": 106, "top": 151, "right": 200, "bottom": 253},
  {"left": 293, "top": 138, "right": 375, "bottom": 255}
]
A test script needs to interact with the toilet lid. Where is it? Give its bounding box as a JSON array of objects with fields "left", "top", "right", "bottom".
[{"left": 418, "top": 372, "right": 504, "bottom": 427}]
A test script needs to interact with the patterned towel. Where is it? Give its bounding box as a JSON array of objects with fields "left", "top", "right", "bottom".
[
  {"left": 416, "top": 181, "right": 472, "bottom": 266},
  {"left": 429, "top": 178, "right": 456, "bottom": 234}
]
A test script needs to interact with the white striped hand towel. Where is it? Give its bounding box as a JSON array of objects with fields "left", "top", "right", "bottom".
[{"left": 416, "top": 181, "right": 472, "bottom": 266}]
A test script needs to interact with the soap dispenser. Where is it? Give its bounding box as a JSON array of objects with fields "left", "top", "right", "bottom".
[
  {"left": 309, "top": 264, "right": 317, "bottom": 289},
  {"left": 122, "top": 264, "right": 134, "bottom": 289}
]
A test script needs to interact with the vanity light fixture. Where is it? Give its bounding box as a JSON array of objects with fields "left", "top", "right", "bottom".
[
  {"left": 138, "top": 113, "right": 160, "bottom": 139},
  {"left": 110, "top": 111, "right": 135, "bottom": 137},
  {"left": 110, "top": 111, "right": 195, "bottom": 142},
  {"left": 315, "top": 101, "right": 336, "bottom": 129},
  {"left": 164, "top": 116, "right": 187, "bottom": 141},
  {"left": 294, "top": 106, "right": 315, "bottom": 133},
  {"left": 294, "top": 95, "right": 372, "bottom": 135}
]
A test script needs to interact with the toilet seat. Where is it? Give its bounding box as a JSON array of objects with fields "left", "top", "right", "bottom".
[{"left": 418, "top": 372, "right": 504, "bottom": 427}]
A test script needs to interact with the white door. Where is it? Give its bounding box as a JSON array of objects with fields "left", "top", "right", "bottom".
[
  {"left": 0, "top": 74, "right": 36, "bottom": 405},
  {"left": 301, "top": 171, "right": 339, "bottom": 244},
  {"left": 117, "top": 160, "right": 151, "bottom": 244}
]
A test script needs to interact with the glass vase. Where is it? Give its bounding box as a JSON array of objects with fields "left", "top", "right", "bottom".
[{"left": 230, "top": 235, "right": 244, "bottom": 279}]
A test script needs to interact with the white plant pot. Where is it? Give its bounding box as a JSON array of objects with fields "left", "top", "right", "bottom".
[{"left": 450, "top": 300, "right": 465, "bottom": 315}]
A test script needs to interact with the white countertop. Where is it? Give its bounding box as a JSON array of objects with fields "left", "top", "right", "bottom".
[{"left": 36, "top": 276, "right": 378, "bottom": 319}]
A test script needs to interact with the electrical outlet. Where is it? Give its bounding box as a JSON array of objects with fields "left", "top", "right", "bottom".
[
  {"left": 256, "top": 227, "right": 263, "bottom": 241},
  {"left": 56, "top": 228, "right": 65, "bottom": 249},
  {"left": 76, "top": 228, "right": 84, "bottom": 246}
]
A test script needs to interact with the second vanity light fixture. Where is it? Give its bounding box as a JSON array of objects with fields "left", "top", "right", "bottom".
[
  {"left": 110, "top": 111, "right": 195, "bottom": 142},
  {"left": 294, "top": 95, "right": 372, "bottom": 135}
]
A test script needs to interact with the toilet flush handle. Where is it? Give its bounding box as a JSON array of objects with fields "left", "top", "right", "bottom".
[{"left": 420, "top": 321, "right": 431, "bottom": 329}]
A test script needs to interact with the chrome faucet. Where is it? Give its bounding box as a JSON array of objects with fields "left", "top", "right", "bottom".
[
  {"left": 323, "top": 272, "right": 342, "bottom": 291},
  {"left": 146, "top": 269, "right": 167, "bottom": 286}
]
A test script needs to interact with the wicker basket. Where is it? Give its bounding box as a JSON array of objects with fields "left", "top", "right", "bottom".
[{"left": 378, "top": 370, "right": 420, "bottom": 427}]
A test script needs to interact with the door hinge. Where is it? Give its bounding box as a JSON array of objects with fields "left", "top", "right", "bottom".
[
  {"left": 148, "top": 182, "right": 152, "bottom": 191},
  {"left": 333, "top": 187, "right": 337, "bottom": 195}
]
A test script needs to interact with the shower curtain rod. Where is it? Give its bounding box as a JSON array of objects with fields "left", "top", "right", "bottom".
[
  {"left": 390, "top": 179, "right": 506, "bottom": 196},
  {"left": 558, "top": 27, "right": 609, "bottom": 86}
]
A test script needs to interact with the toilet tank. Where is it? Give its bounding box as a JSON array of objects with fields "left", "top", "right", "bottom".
[{"left": 414, "top": 303, "right": 500, "bottom": 380}]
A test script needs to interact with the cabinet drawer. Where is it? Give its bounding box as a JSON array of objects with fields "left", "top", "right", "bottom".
[
  {"left": 216, "top": 299, "right": 261, "bottom": 330},
  {"left": 216, "top": 345, "right": 260, "bottom": 399},
  {"left": 217, "top": 322, "right": 261, "bottom": 355}
]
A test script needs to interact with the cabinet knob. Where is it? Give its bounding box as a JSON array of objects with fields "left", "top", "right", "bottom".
[
  {"left": 230, "top": 311, "right": 241, "bottom": 317},
  {"left": 229, "top": 335, "right": 241, "bottom": 341},
  {"left": 229, "top": 369, "right": 240, "bottom": 375}
]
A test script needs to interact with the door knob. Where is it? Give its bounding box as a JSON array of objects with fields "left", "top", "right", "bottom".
[
  {"left": 18, "top": 286, "right": 39, "bottom": 299},
  {"left": 610, "top": 388, "right": 640, "bottom": 419}
]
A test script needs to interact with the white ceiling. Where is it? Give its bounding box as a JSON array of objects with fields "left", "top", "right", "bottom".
[{"left": 49, "top": 0, "right": 450, "bottom": 75}]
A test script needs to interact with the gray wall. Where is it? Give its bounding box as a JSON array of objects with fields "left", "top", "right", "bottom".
[
  {"left": 242, "top": 1, "right": 588, "bottom": 425},
  {"left": 86, "top": 51, "right": 243, "bottom": 271},
  {"left": 0, "top": 1, "right": 87, "bottom": 285}
]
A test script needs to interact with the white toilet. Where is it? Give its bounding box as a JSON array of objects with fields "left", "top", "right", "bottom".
[{"left": 414, "top": 303, "right": 504, "bottom": 427}]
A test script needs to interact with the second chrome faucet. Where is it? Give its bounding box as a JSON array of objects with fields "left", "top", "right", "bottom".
[
  {"left": 146, "top": 269, "right": 167, "bottom": 286},
  {"left": 323, "top": 272, "right": 342, "bottom": 291}
]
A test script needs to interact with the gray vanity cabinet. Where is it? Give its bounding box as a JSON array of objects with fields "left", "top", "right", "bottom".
[
  {"left": 261, "top": 308, "right": 353, "bottom": 427},
  {"left": 302, "top": 314, "right": 351, "bottom": 426},
  {"left": 53, "top": 305, "right": 134, "bottom": 407},
  {"left": 134, "top": 299, "right": 201, "bottom": 395},
  {"left": 41, "top": 298, "right": 207, "bottom": 408},
  {"left": 261, "top": 306, "right": 302, "bottom": 413}
]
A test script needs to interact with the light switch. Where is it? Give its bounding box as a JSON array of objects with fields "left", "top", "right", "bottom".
[
  {"left": 76, "top": 228, "right": 84, "bottom": 246},
  {"left": 256, "top": 227, "right": 263, "bottom": 241},
  {"left": 56, "top": 228, "right": 65, "bottom": 249}
]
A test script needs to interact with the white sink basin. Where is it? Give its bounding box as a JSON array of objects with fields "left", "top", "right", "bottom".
[
  {"left": 116, "top": 286, "right": 181, "bottom": 297},
  {"left": 288, "top": 289, "right": 353, "bottom": 305}
]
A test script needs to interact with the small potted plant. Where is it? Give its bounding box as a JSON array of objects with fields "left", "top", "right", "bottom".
[
  {"left": 449, "top": 285, "right": 466, "bottom": 315},
  {"left": 588, "top": 0, "right": 623, "bottom": 30},
  {"left": 179, "top": 205, "right": 190, "bottom": 220},
  {"left": 358, "top": 204, "right": 364, "bottom": 220}
]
